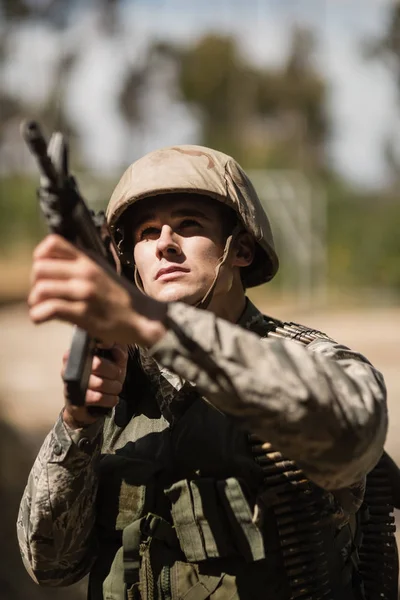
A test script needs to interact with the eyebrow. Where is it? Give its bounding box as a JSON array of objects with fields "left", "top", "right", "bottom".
[{"left": 132, "top": 207, "right": 212, "bottom": 231}]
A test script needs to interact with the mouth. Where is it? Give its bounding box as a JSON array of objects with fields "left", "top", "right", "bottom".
[{"left": 155, "top": 266, "right": 190, "bottom": 281}]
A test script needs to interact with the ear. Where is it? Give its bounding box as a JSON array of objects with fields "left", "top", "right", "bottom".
[{"left": 232, "top": 232, "right": 255, "bottom": 268}]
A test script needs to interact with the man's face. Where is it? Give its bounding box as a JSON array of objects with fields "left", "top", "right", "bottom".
[{"left": 131, "top": 194, "right": 232, "bottom": 304}]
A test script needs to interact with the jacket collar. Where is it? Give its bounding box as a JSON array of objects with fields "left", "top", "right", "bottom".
[{"left": 237, "top": 297, "right": 275, "bottom": 337}]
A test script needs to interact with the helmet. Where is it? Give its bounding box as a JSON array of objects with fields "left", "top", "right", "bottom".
[{"left": 106, "top": 145, "right": 279, "bottom": 287}]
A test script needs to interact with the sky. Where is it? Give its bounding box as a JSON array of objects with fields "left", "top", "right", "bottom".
[{"left": 2, "top": 0, "right": 399, "bottom": 189}]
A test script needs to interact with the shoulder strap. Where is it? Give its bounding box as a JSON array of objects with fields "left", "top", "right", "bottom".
[{"left": 115, "top": 346, "right": 159, "bottom": 427}]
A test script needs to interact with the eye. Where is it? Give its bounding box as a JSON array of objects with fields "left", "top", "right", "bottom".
[
  {"left": 138, "top": 226, "right": 160, "bottom": 241},
  {"left": 178, "top": 219, "right": 202, "bottom": 230}
]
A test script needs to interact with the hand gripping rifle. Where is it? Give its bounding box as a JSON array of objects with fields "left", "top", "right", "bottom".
[{"left": 21, "top": 120, "right": 122, "bottom": 413}]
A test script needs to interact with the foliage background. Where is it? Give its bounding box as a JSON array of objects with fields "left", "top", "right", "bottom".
[{"left": 1, "top": 0, "right": 400, "bottom": 305}]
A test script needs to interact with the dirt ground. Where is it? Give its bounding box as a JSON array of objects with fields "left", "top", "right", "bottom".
[{"left": 0, "top": 301, "right": 399, "bottom": 594}]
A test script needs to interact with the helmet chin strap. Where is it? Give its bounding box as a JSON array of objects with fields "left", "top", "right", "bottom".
[
  {"left": 195, "top": 224, "right": 242, "bottom": 310},
  {"left": 134, "top": 265, "right": 145, "bottom": 292},
  {"left": 133, "top": 224, "right": 242, "bottom": 310}
]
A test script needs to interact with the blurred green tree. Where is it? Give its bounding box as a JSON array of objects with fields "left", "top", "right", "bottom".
[
  {"left": 148, "top": 27, "right": 329, "bottom": 172},
  {"left": 0, "top": 1, "right": 399, "bottom": 298},
  {"left": 116, "top": 26, "right": 328, "bottom": 172},
  {"left": 362, "top": 3, "right": 400, "bottom": 187}
]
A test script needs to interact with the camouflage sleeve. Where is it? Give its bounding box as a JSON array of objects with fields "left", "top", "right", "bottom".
[
  {"left": 17, "top": 413, "right": 104, "bottom": 586},
  {"left": 150, "top": 302, "right": 387, "bottom": 490}
]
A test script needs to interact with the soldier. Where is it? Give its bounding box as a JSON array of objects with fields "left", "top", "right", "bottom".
[{"left": 18, "top": 146, "right": 388, "bottom": 599}]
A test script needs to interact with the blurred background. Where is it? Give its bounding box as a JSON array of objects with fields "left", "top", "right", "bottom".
[{"left": 0, "top": 0, "right": 400, "bottom": 597}]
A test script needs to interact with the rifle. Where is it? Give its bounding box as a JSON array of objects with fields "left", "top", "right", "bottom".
[{"left": 21, "top": 120, "right": 123, "bottom": 412}]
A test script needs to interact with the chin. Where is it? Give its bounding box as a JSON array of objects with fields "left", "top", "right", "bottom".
[{"left": 150, "top": 284, "right": 206, "bottom": 305}]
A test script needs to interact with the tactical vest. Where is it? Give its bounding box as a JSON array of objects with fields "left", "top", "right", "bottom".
[{"left": 88, "top": 321, "right": 398, "bottom": 600}]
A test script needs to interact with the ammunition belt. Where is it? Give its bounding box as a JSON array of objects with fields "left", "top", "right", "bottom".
[
  {"left": 359, "top": 453, "right": 398, "bottom": 600},
  {"left": 258, "top": 319, "right": 399, "bottom": 599},
  {"left": 266, "top": 320, "right": 332, "bottom": 345},
  {"left": 249, "top": 434, "right": 333, "bottom": 599},
  {"left": 256, "top": 321, "right": 336, "bottom": 598}
]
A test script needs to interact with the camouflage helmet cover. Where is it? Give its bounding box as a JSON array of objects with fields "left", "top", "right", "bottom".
[{"left": 106, "top": 145, "right": 279, "bottom": 287}]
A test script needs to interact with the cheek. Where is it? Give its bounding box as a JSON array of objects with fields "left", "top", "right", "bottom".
[
  {"left": 133, "top": 244, "right": 153, "bottom": 283},
  {"left": 184, "top": 237, "right": 224, "bottom": 263}
]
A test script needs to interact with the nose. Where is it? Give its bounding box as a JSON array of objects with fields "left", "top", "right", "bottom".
[{"left": 156, "top": 225, "right": 181, "bottom": 259}]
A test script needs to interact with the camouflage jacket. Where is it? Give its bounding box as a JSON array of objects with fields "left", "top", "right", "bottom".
[{"left": 17, "top": 299, "right": 387, "bottom": 594}]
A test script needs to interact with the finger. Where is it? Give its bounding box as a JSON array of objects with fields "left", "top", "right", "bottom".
[
  {"left": 28, "top": 279, "right": 95, "bottom": 308},
  {"left": 87, "top": 374, "right": 123, "bottom": 396},
  {"left": 92, "top": 354, "right": 123, "bottom": 380},
  {"left": 93, "top": 345, "right": 128, "bottom": 380},
  {"left": 31, "top": 259, "right": 78, "bottom": 285},
  {"left": 29, "top": 298, "right": 86, "bottom": 326},
  {"left": 33, "top": 234, "right": 79, "bottom": 261},
  {"left": 85, "top": 390, "right": 119, "bottom": 407},
  {"left": 111, "top": 344, "right": 129, "bottom": 369}
]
